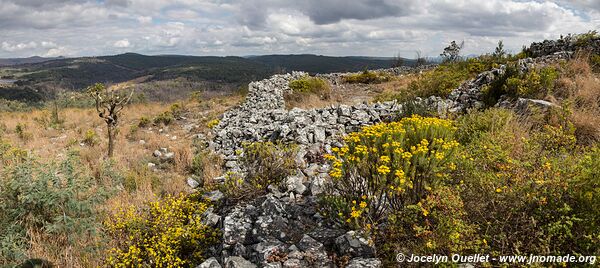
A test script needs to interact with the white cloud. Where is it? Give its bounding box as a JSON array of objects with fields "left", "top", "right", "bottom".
[
  {"left": 114, "top": 39, "right": 132, "bottom": 48},
  {"left": 0, "top": 0, "right": 597, "bottom": 58},
  {"left": 44, "top": 46, "right": 69, "bottom": 57},
  {"left": 1, "top": 41, "right": 37, "bottom": 52}
]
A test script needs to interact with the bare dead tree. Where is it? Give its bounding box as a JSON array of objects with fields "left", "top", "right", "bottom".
[
  {"left": 392, "top": 52, "right": 404, "bottom": 68},
  {"left": 440, "top": 40, "right": 464, "bottom": 62},
  {"left": 415, "top": 50, "right": 427, "bottom": 67},
  {"left": 87, "top": 83, "right": 134, "bottom": 158}
]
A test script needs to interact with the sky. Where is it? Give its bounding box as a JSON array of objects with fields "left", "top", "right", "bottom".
[{"left": 0, "top": 0, "right": 598, "bottom": 58}]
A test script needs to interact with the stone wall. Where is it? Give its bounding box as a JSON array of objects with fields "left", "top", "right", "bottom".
[
  {"left": 209, "top": 52, "right": 576, "bottom": 173},
  {"left": 528, "top": 34, "right": 600, "bottom": 57}
]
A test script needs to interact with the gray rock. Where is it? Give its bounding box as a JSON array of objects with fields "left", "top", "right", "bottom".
[
  {"left": 285, "top": 174, "right": 307, "bottom": 195},
  {"left": 345, "top": 258, "right": 382, "bottom": 268},
  {"left": 187, "top": 177, "right": 200, "bottom": 188},
  {"left": 282, "top": 258, "right": 301, "bottom": 268},
  {"left": 204, "top": 190, "right": 225, "bottom": 202},
  {"left": 335, "top": 231, "right": 375, "bottom": 258},
  {"left": 202, "top": 208, "right": 221, "bottom": 227},
  {"left": 153, "top": 150, "right": 162, "bottom": 157},
  {"left": 197, "top": 257, "right": 222, "bottom": 268},
  {"left": 225, "top": 256, "right": 256, "bottom": 268}
]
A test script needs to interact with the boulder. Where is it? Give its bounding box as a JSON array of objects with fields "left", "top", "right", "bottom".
[
  {"left": 225, "top": 256, "right": 256, "bottom": 268},
  {"left": 197, "top": 257, "right": 222, "bottom": 268}
]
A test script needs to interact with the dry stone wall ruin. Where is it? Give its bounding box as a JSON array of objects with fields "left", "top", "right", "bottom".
[{"left": 197, "top": 36, "right": 596, "bottom": 268}]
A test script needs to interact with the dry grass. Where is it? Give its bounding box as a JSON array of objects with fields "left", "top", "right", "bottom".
[
  {"left": 0, "top": 93, "right": 242, "bottom": 266},
  {"left": 552, "top": 53, "right": 600, "bottom": 145},
  {"left": 373, "top": 74, "right": 422, "bottom": 102}
]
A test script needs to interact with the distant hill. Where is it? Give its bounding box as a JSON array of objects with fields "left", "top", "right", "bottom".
[
  {"left": 0, "top": 53, "right": 410, "bottom": 102},
  {"left": 0, "top": 56, "right": 64, "bottom": 66},
  {"left": 249, "top": 54, "right": 414, "bottom": 73}
]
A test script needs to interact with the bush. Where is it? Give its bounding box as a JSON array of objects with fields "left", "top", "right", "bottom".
[
  {"left": 15, "top": 123, "right": 32, "bottom": 142},
  {"left": 81, "top": 129, "right": 99, "bottom": 147},
  {"left": 240, "top": 141, "right": 298, "bottom": 193},
  {"left": 344, "top": 70, "right": 390, "bottom": 84},
  {"left": 321, "top": 115, "right": 459, "bottom": 227},
  {"left": 379, "top": 186, "right": 483, "bottom": 265},
  {"left": 287, "top": 76, "right": 332, "bottom": 102},
  {"left": 483, "top": 64, "right": 559, "bottom": 104},
  {"left": 169, "top": 103, "right": 186, "bottom": 118},
  {"left": 105, "top": 193, "right": 220, "bottom": 267},
  {"left": 454, "top": 109, "right": 600, "bottom": 257},
  {"left": 0, "top": 152, "right": 107, "bottom": 264},
  {"left": 574, "top": 30, "right": 599, "bottom": 47},
  {"left": 153, "top": 111, "right": 175, "bottom": 126},
  {"left": 455, "top": 108, "right": 514, "bottom": 144},
  {"left": 138, "top": 116, "right": 151, "bottom": 128},
  {"left": 206, "top": 119, "right": 220, "bottom": 129}
]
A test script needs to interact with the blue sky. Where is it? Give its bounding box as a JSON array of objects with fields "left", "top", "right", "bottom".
[{"left": 0, "top": 0, "right": 598, "bottom": 58}]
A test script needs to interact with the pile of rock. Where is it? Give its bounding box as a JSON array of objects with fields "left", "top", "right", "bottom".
[
  {"left": 199, "top": 194, "right": 380, "bottom": 268},
  {"left": 447, "top": 52, "right": 573, "bottom": 113},
  {"left": 528, "top": 33, "right": 600, "bottom": 57}
]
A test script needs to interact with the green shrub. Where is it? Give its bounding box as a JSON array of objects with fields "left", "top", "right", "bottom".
[
  {"left": 483, "top": 64, "right": 559, "bottom": 103},
  {"left": 169, "top": 103, "right": 185, "bottom": 118},
  {"left": 455, "top": 108, "right": 514, "bottom": 144},
  {"left": 321, "top": 116, "right": 459, "bottom": 227},
  {"left": 0, "top": 152, "right": 107, "bottom": 264},
  {"left": 454, "top": 109, "right": 600, "bottom": 257},
  {"left": 191, "top": 150, "right": 218, "bottom": 178},
  {"left": 591, "top": 54, "right": 600, "bottom": 72},
  {"left": 14, "top": 123, "right": 32, "bottom": 142},
  {"left": 379, "top": 186, "right": 484, "bottom": 265},
  {"left": 81, "top": 129, "right": 99, "bottom": 147},
  {"left": 0, "top": 140, "right": 27, "bottom": 164},
  {"left": 288, "top": 76, "right": 332, "bottom": 100},
  {"left": 240, "top": 141, "right": 298, "bottom": 193},
  {"left": 138, "top": 116, "right": 151, "bottom": 127},
  {"left": 344, "top": 70, "right": 391, "bottom": 84},
  {"left": 105, "top": 193, "right": 220, "bottom": 267},
  {"left": 574, "top": 30, "right": 599, "bottom": 47},
  {"left": 153, "top": 111, "right": 175, "bottom": 126}
]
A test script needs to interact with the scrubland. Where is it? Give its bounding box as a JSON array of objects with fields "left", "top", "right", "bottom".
[{"left": 1, "top": 43, "right": 599, "bottom": 267}]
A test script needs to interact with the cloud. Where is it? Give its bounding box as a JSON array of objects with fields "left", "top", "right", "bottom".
[
  {"left": 1, "top": 41, "right": 38, "bottom": 52},
  {"left": 0, "top": 0, "right": 597, "bottom": 58},
  {"left": 114, "top": 39, "right": 132, "bottom": 48}
]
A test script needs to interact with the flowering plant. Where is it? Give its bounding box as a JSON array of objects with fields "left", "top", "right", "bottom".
[{"left": 322, "top": 115, "right": 459, "bottom": 227}]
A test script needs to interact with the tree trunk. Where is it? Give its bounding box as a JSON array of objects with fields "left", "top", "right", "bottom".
[{"left": 107, "top": 124, "right": 115, "bottom": 158}]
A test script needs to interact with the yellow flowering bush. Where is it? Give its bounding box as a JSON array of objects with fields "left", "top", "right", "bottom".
[
  {"left": 322, "top": 115, "right": 459, "bottom": 227},
  {"left": 105, "top": 193, "right": 220, "bottom": 267},
  {"left": 206, "top": 119, "right": 220, "bottom": 129}
]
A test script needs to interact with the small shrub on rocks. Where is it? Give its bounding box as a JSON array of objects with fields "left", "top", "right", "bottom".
[
  {"left": 483, "top": 64, "right": 559, "bottom": 103},
  {"left": 344, "top": 70, "right": 390, "bottom": 84},
  {"left": 206, "top": 119, "right": 220, "bottom": 129},
  {"left": 240, "top": 141, "right": 299, "bottom": 192},
  {"left": 104, "top": 193, "right": 220, "bottom": 267},
  {"left": 287, "top": 76, "right": 332, "bottom": 105}
]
